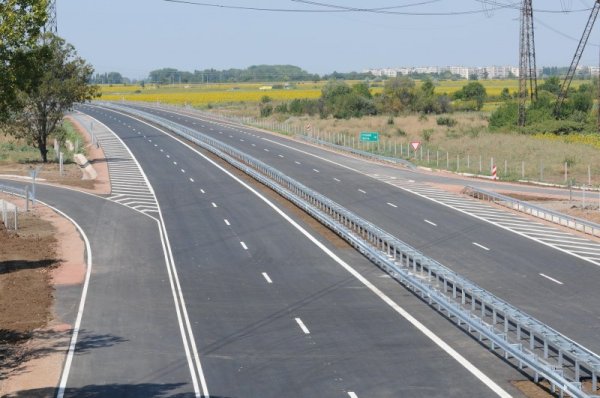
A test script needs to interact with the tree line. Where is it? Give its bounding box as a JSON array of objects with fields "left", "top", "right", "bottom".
[{"left": 259, "top": 77, "right": 488, "bottom": 119}]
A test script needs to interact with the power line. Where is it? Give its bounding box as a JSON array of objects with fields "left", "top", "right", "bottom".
[
  {"left": 162, "top": 0, "right": 439, "bottom": 13},
  {"left": 161, "top": 0, "right": 535, "bottom": 16}
]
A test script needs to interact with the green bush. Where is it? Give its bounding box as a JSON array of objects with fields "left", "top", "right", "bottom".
[
  {"left": 260, "top": 104, "right": 273, "bottom": 117},
  {"left": 436, "top": 116, "right": 457, "bottom": 127},
  {"left": 421, "top": 129, "right": 434, "bottom": 142}
]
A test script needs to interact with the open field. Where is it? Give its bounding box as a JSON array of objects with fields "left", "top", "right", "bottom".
[
  {"left": 211, "top": 107, "right": 600, "bottom": 186},
  {"left": 102, "top": 80, "right": 600, "bottom": 185},
  {"left": 99, "top": 79, "right": 538, "bottom": 106},
  {"left": 100, "top": 80, "right": 591, "bottom": 106}
]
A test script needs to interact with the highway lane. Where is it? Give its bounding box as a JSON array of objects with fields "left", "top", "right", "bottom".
[
  {"left": 119, "top": 104, "right": 600, "bottom": 354},
  {"left": 0, "top": 180, "right": 198, "bottom": 397},
  {"left": 79, "top": 105, "right": 524, "bottom": 397}
]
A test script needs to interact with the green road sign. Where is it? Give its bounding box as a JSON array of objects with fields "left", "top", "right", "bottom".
[{"left": 360, "top": 132, "right": 379, "bottom": 142}]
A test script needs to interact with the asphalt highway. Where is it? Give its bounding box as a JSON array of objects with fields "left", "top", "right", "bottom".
[
  {"left": 115, "top": 103, "right": 600, "bottom": 355},
  {"left": 73, "top": 105, "right": 527, "bottom": 397}
]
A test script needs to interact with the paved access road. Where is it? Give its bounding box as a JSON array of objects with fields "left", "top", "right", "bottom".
[
  {"left": 74, "top": 104, "right": 526, "bottom": 397},
  {"left": 1, "top": 179, "right": 199, "bottom": 397},
  {"left": 116, "top": 104, "right": 600, "bottom": 356}
]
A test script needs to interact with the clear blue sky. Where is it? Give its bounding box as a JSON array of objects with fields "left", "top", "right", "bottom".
[{"left": 58, "top": 0, "right": 600, "bottom": 78}]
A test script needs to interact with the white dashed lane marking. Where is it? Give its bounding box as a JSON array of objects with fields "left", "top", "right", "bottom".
[
  {"left": 472, "top": 242, "right": 490, "bottom": 251},
  {"left": 295, "top": 318, "right": 310, "bottom": 334},
  {"left": 540, "top": 273, "right": 564, "bottom": 285},
  {"left": 262, "top": 272, "right": 273, "bottom": 284}
]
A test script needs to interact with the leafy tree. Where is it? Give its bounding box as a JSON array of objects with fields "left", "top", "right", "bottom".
[
  {"left": 0, "top": 0, "right": 48, "bottom": 121},
  {"left": 382, "top": 76, "right": 417, "bottom": 113},
  {"left": 538, "top": 76, "right": 561, "bottom": 95},
  {"left": 0, "top": 0, "right": 47, "bottom": 53},
  {"left": 420, "top": 78, "right": 435, "bottom": 97},
  {"left": 352, "top": 82, "right": 372, "bottom": 99},
  {"left": 500, "top": 88, "right": 511, "bottom": 100},
  {"left": 2, "top": 34, "right": 99, "bottom": 162},
  {"left": 454, "top": 82, "right": 487, "bottom": 110}
]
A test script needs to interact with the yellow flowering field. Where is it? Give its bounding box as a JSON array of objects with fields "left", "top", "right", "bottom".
[{"left": 99, "top": 79, "right": 587, "bottom": 106}]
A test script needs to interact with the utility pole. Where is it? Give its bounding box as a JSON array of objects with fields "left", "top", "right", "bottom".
[
  {"left": 45, "top": 0, "right": 57, "bottom": 34},
  {"left": 518, "top": 0, "right": 537, "bottom": 127}
]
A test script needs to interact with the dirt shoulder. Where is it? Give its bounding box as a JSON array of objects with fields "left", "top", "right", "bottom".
[{"left": 0, "top": 193, "right": 85, "bottom": 397}]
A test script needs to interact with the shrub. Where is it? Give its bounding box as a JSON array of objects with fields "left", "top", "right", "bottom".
[
  {"left": 274, "top": 103, "right": 288, "bottom": 113},
  {"left": 387, "top": 116, "right": 394, "bottom": 125},
  {"left": 436, "top": 116, "right": 457, "bottom": 127},
  {"left": 395, "top": 128, "right": 407, "bottom": 136},
  {"left": 421, "top": 128, "right": 434, "bottom": 142},
  {"left": 259, "top": 104, "right": 273, "bottom": 117}
]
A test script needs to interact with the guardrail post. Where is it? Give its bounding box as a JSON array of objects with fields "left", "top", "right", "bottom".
[{"left": 25, "top": 186, "right": 29, "bottom": 212}]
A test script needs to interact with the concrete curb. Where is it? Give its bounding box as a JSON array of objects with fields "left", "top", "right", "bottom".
[{"left": 73, "top": 154, "right": 97, "bottom": 180}]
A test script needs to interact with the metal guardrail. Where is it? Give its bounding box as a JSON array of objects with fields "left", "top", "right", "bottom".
[
  {"left": 0, "top": 183, "right": 30, "bottom": 210},
  {"left": 122, "top": 101, "right": 417, "bottom": 170},
  {"left": 464, "top": 185, "right": 600, "bottom": 238},
  {"left": 103, "top": 102, "right": 600, "bottom": 397}
]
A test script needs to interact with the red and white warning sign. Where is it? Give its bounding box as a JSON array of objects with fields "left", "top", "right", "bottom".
[
  {"left": 492, "top": 165, "right": 498, "bottom": 180},
  {"left": 410, "top": 141, "right": 421, "bottom": 151}
]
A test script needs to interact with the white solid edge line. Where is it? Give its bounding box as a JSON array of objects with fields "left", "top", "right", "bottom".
[
  {"left": 473, "top": 242, "right": 490, "bottom": 251},
  {"left": 85, "top": 109, "right": 207, "bottom": 397},
  {"left": 262, "top": 272, "right": 273, "bottom": 284},
  {"left": 124, "top": 109, "right": 512, "bottom": 398},
  {"left": 295, "top": 318, "right": 310, "bottom": 334},
  {"left": 49, "top": 202, "right": 92, "bottom": 398},
  {"left": 539, "top": 273, "right": 564, "bottom": 285}
]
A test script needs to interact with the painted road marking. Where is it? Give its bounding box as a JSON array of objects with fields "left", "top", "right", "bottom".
[
  {"left": 264, "top": 148, "right": 270, "bottom": 152},
  {"left": 540, "top": 273, "right": 564, "bottom": 285},
  {"left": 211, "top": 202, "right": 218, "bottom": 208},
  {"left": 166, "top": 154, "right": 170, "bottom": 158},
  {"left": 189, "top": 178, "right": 194, "bottom": 182},
  {"left": 200, "top": 189, "right": 205, "bottom": 194},
  {"left": 295, "top": 161, "right": 301, "bottom": 165},
  {"left": 262, "top": 272, "right": 273, "bottom": 284},
  {"left": 473, "top": 242, "right": 490, "bottom": 251},
  {"left": 240, "top": 242, "right": 248, "bottom": 250},
  {"left": 424, "top": 219, "right": 437, "bottom": 227},
  {"left": 252, "top": 143, "right": 256, "bottom": 147},
  {"left": 173, "top": 161, "right": 177, "bottom": 165},
  {"left": 224, "top": 219, "right": 230, "bottom": 226},
  {"left": 295, "top": 318, "right": 310, "bottom": 334},
  {"left": 123, "top": 107, "right": 512, "bottom": 398},
  {"left": 313, "top": 169, "right": 320, "bottom": 173},
  {"left": 348, "top": 393, "right": 358, "bottom": 398},
  {"left": 358, "top": 189, "right": 366, "bottom": 194},
  {"left": 333, "top": 178, "right": 341, "bottom": 182},
  {"left": 181, "top": 169, "right": 186, "bottom": 173},
  {"left": 278, "top": 154, "right": 284, "bottom": 158},
  {"left": 387, "top": 203, "right": 398, "bottom": 208},
  {"left": 160, "top": 149, "right": 164, "bottom": 152}
]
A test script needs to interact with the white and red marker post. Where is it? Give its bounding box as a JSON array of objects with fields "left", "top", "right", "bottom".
[{"left": 492, "top": 164, "right": 498, "bottom": 180}]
